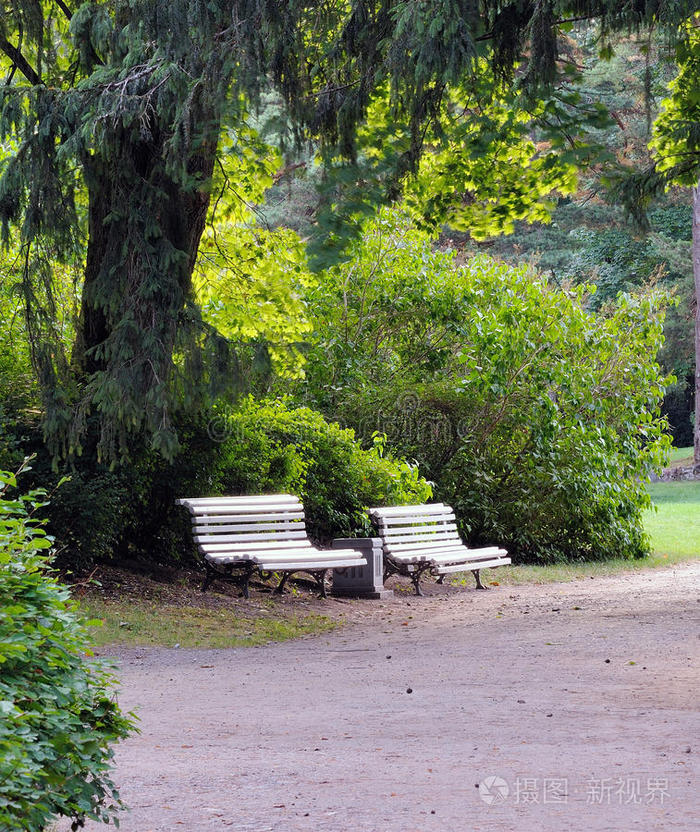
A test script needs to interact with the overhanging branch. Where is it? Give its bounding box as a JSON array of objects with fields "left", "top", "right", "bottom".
[
  {"left": 55, "top": 0, "right": 73, "bottom": 20},
  {"left": 0, "top": 37, "right": 42, "bottom": 85}
]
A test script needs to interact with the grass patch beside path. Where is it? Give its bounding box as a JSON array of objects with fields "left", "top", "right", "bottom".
[
  {"left": 644, "top": 481, "right": 700, "bottom": 559},
  {"left": 461, "top": 550, "right": 695, "bottom": 588},
  {"left": 668, "top": 446, "right": 693, "bottom": 464},
  {"left": 79, "top": 597, "right": 338, "bottom": 649},
  {"left": 453, "top": 480, "right": 700, "bottom": 588}
]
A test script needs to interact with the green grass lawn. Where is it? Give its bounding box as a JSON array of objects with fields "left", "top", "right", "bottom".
[
  {"left": 80, "top": 598, "right": 338, "bottom": 649},
  {"left": 452, "top": 479, "right": 700, "bottom": 588},
  {"left": 668, "top": 446, "right": 693, "bottom": 465},
  {"left": 644, "top": 480, "right": 700, "bottom": 559}
]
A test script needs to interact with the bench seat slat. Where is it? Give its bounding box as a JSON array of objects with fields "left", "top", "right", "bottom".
[
  {"left": 427, "top": 548, "right": 508, "bottom": 565},
  {"left": 209, "top": 558, "right": 365, "bottom": 570},
  {"left": 200, "top": 545, "right": 349, "bottom": 559},
  {"left": 206, "top": 553, "right": 365, "bottom": 567},
  {"left": 433, "top": 556, "right": 511, "bottom": 574},
  {"left": 387, "top": 551, "right": 507, "bottom": 566},
  {"left": 250, "top": 551, "right": 365, "bottom": 563},
  {"left": 386, "top": 544, "right": 505, "bottom": 560},
  {"left": 259, "top": 559, "right": 364, "bottom": 570}
]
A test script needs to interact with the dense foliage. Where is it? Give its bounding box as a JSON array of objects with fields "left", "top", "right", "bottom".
[
  {"left": 433, "top": 31, "right": 697, "bottom": 445},
  {"left": 652, "top": 16, "right": 700, "bottom": 188},
  {"left": 1, "top": 1, "right": 694, "bottom": 463},
  {"left": 652, "top": 15, "right": 700, "bottom": 462},
  {"left": 0, "top": 465, "right": 133, "bottom": 830},
  {"left": 212, "top": 398, "right": 432, "bottom": 542},
  {"left": 0, "top": 416, "right": 221, "bottom": 572},
  {"left": 302, "top": 211, "right": 670, "bottom": 563},
  {"left": 0, "top": 403, "right": 430, "bottom": 571}
]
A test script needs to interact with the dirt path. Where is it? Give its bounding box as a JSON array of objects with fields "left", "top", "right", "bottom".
[{"left": 62, "top": 564, "right": 699, "bottom": 832}]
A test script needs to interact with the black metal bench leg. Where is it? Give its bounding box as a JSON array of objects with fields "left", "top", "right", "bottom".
[
  {"left": 318, "top": 570, "right": 328, "bottom": 599},
  {"left": 274, "top": 572, "right": 290, "bottom": 595},
  {"left": 239, "top": 563, "right": 255, "bottom": 599},
  {"left": 411, "top": 572, "right": 424, "bottom": 596},
  {"left": 473, "top": 569, "right": 487, "bottom": 590},
  {"left": 201, "top": 564, "right": 214, "bottom": 593}
]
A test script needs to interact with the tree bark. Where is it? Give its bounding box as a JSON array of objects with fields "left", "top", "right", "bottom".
[
  {"left": 69, "top": 122, "right": 220, "bottom": 462},
  {"left": 694, "top": 180, "right": 700, "bottom": 464},
  {"left": 77, "top": 137, "right": 216, "bottom": 377}
]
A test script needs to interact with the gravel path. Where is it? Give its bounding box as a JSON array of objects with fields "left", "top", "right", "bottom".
[{"left": 64, "top": 564, "right": 699, "bottom": 831}]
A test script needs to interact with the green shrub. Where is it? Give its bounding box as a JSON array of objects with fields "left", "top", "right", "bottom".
[
  {"left": 303, "top": 210, "right": 671, "bottom": 563},
  {"left": 1, "top": 414, "right": 221, "bottom": 572},
  {"left": 213, "top": 398, "right": 432, "bottom": 541},
  {"left": 0, "top": 464, "right": 134, "bottom": 831},
  {"left": 3, "top": 401, "right": 427, "bottom": 572}
]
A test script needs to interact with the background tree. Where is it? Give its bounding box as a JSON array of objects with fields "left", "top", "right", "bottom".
[
  {"left": 651, "top": 16, "right": 700, "bottom": 462},
  {"left": 427, "top": 29, "right": 695, "bottom": 447},
  {"left": 1, "top": 1, "right": 695, "bottom": 464}
]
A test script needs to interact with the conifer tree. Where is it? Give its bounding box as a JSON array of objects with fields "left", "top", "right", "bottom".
[{"left": 0, "top": 1, "right": 695, "bottom": 461}]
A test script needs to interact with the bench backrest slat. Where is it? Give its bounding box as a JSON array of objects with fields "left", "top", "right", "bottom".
[
  {"left": 381, "top": 530, "right": 461, "bottom": 546},
  {"left": 181, "top": 504, "right": 301, "bottom": 517},
  {"left": 370, "top": 504, "right": 465, "bottom": 549},
  {"left": 180, "top": 493, "right": 299, "bottom": 505},
  {"left": 192, "top": 508, "right": 304, "bottom": 525},
  {"left": 371, "top": 503, "right": 449, "bottom": 517},
  {"left": 201, "top": 540, "right": 315, "bottom": 552},
  {"left": 178, "top": 495, "right": 310, "bottom": 552},
  {"left": 194, "top": 522, "right": 304, "bottom": 536}
]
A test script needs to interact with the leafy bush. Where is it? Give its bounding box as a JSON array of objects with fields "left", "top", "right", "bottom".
[
  {"left": 303, "top": 210, "right": 671, "bottom": 563},
  {"left": 0, "top": 464, "right": 133, "bottom": 831},
  {"left": 0, "top": 413, "right": 223, "bottom": 572},
  {"left": 3, "top": 400, "right": 428, "bottom": 571},
  {"left": 213, "top": 398, "right": 432, "bottom": 541}
]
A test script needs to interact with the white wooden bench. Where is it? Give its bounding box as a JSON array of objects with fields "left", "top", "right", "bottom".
[
  {"left": 176, "top": 494, "right": 367, "bottom": 598},
  {"left": 369, "top": 503, "right": 510, "bottom": 595}
]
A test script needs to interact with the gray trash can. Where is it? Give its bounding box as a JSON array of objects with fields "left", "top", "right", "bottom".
[{"left": 331, "top": 538, "right": 393, "bottom": 599}]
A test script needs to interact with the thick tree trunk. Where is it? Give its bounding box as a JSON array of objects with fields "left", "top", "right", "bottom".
[
  {"left": 70, "top": 125, "right": 220, "bottom": 459},
  {"left": 78, "top": 144, "right": 215, "bottom": 375},
  {"left": 694, "top": 180, "right": 700, "bottom": 464},
  {"left": 75, "top": 125, "right": 217, "bottom": 371}
]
